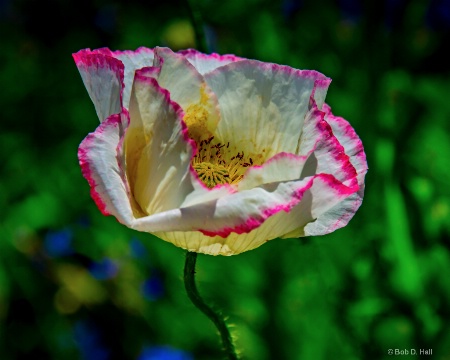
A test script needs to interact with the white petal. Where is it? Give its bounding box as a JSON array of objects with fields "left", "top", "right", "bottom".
[
  {"left": 281, "top": 103, "right": 367, "bottom": 238},
  {"left": 149, "top": 173, "right": 357, "bottom": 255},
  {"left": 78, "top": 113, "right": 134, "bottom": 225},
  {"left": 302, "top": 191, "right": 363, "bottom": 236},
  {"left": 204, "top": 60, "right": 331, "bottom": 158},
  {"left": 322, "top": 103, "right": 368, "bottom": 191},
  {"left": 125, "top": 73, "right": 195, "bottom": 215},
  {"left": 73, "top": 48, "right": 155, "bottom": 119},
  {"left": 131, "top": 171, "right": 354, "bottom": 246},
  {"left": 109, "top": 48, "right": 154, "bottom": 110},
  {"left": 131, "top": 178, "right": 308, "bottom": 233},
  {"left": 297, "top": 105, "right": 359, "bottom": 187},
  {"left": 298, "top": 104, "right": 368, "bottom": 235},
  {"left": 178, "top": 48, "right": 244, "bottom": 75},
  {"left": 238, "top": 104, "right": 359, "bottom": 188},
  {"left": 149, "top": 47, "right": 221, "bottom": 139},
  {"left": 73, "top": 50, "right": 124, "bottom": 122},
  {"left": 235, "top": 103, "right": 364, "bottom": 241},
  {"left": 237, "top": 152, "right": 309, "bottom": 190}
]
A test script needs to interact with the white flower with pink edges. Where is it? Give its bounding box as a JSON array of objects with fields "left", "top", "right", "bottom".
[{"left": 73, "top": 47, "right": 367, "bottom": 256}]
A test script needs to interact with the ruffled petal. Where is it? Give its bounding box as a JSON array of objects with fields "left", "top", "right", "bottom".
[
  {"left": 237, "top": 152, "right": 310, "bottom": 189},
  {"left": 148, "top": 173, "right": 356, "bottom": 255},
  {"left": 108, "top": 48, "right": 155, "bottom": 110},
  {"left": 130, "top": 167, "right": 356, "bottom": 248},
  {"left": 73, "top": 50, "right": 124, "bottom": 122},
  {"left": 301, "top": 191, "right": 363, "bottom": 236},
  {"left": 322, "top": 103, "right": 368, "bottom": 192},
  {"left": 236, "top": 101, "right": 357, "bottom": 188},
  {"left": 73, "top": 48, "right": 155, "bottom": 117},
  {"left": 204, "top": 60, "right": 331, "bottom": 159},
  {"left": 147, "top": 47, "right": 221, "bottom": 140},
  {"left": 78, "top": 113, "right": 134, "bottom": 225},
  {"left": 131, "top": 177, "right": 310, "bottom": 233},
  {"left": 280, "top": 103, "right": 367, "bottom": 237},
  {"left": 234, "top": 101, "right": 363, "bottom": 241},
  {"left": 296, "top": 103, "right": 368, "bottom": 235},
  {"left": 298, "top": 105, "right": 359, "bottom": 187},
  {"left": 178, "top": 48, "right": 243, "bottom": 75},
  {"left": 125, "top": 72, "right": 196, "bottom": 216}
]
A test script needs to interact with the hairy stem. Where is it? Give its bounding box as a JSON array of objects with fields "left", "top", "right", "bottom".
[{"left": 184, "top": 251, "right": 238, "bottom": 359}]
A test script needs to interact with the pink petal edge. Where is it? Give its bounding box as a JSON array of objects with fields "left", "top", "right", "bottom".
[
  {"left": 72, "top": 49, "right": 125, "bottom": 80},
  {"left": 315, "top": 109, "right": 359, "bottom": 187},
  {"left": 74, "top": 46, "right": 154, "bottom": 58},
  {"left": 78, "top": 114, "right": 123, "bottom": 217},
  {"left": 322, "top": 103, "right": 368, "bottom": 187},
  {"left": 178, "top": 48, "right": 244, "bottom": 63},
  {"left": 72, "top": 50, "right": 126, "bottom": 120}
]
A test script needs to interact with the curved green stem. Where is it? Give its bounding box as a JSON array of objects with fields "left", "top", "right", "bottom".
[{"left": 184, "top": 251, "right": 238, "bottom": 359}]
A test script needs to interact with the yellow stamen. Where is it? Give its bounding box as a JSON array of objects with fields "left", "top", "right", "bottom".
[{"left": 183, "top": 85, "right": 216, "bottom": 140}]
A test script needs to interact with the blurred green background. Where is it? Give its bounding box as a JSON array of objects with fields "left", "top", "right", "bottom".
[{"left": 1, "top": 0, "right": 450, "bottom": 359}]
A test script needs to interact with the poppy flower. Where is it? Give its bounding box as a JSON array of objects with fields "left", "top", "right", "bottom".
[{"left": 74, "top": 47, "right": 367, "bottom": 255}]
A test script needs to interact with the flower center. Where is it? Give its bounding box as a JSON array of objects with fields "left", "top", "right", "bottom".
[
  {"left": 191, "top": 136, "right": 257, "bottom": 188},
  {"left": 193, "top": 162, "right": 230, "bottom": 188}
]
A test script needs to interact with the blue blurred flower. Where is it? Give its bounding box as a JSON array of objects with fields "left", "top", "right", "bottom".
[
  {"left": 426, "top": 0, "right": 450, "bottom": 30},
  {"left": 281, "top": 0, "right": 303, "bottom": 19},
  {"left": 44, "top": 228, "right": 73, "bottom": 257},
  {"left": 74, "top": 320, "right": 110, "bottom": 360},
  {"left": 141, "top": 275, "right": 164, "bottom": 301},
  {"left": 77, "top": 214, "right": 91, "bottom": 228},
  {"left": 0, "top": 0, "right": 12, "bottom": 20},
  {"left": 138, "top": 345, "right": 193, "bottom": 360},
  {"left": 337, "top": 0, "right": 362, "bottom": 24},
  {"left": 130, "top": 238, "right": 148, "bottom": 259},
  {"left": 89, "top": 258, "right": 119, "bottom": 280}
]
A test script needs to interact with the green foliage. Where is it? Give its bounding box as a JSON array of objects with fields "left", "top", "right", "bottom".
[{"left": 1, "top": 0, "right": 450, "bottom": 359}]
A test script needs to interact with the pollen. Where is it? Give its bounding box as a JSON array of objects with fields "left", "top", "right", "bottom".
[
  {"left": 191, "top": 136, "right": 258, "bottom": 188},
  {"left": 183, "top": 84, "right": 215, "bottom": 141}
]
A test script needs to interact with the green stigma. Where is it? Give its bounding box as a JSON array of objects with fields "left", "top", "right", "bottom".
[{"left": 193, "top": 162, "right": 231, "bottom": 188}]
